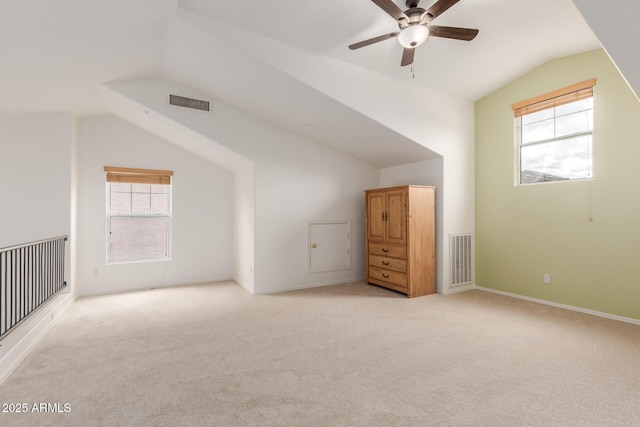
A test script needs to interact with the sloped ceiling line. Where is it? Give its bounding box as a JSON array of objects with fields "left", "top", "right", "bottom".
[
  {"left": 571, "top": 0, "right": 640, "bottom": 101},
  {"left": 168, "top": 8, "right": 480, "bottom": 165}
]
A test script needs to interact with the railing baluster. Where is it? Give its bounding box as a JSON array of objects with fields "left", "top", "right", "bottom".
[
  {"left": 48, "top": 241, "right": 53, "bottom": 299},
  {"left": 20, "top": 247, "right": 24, "bottom": 323},
  {"left": 27, "top": 245, "right": 31, "bottom": 315},
  {"left": 1, "top": 252, "right": 5, "bottom": 335},
  {"left": 7, "top": 250, "right": 11, "bottom": 331},
  {"left": 11, "top": 249, "right": 15, "bottom": 330},
  {"left": 38, "top": 242, "right": 43, "bottom": 307},
  {"left": 12, "top": 250, "right": 16, "bottom": 329},
  {"left": 42, "top": 242, "right": 47, "bottom": 303},
  {"left": 48, "top": 241, "right": 52, "bottom": 299},
  {"left": 3, "top": 252, "right": 7, "bottom": 335},
  {"left": 51, "top": 241, "right": 55, "bottom": 296},
  {"left": 44, "top": 241, "right": 49, "bottom": 301}
]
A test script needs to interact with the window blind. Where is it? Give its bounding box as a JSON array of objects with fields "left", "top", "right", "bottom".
[
  {"left": 104, "top": 166, "right": 173, "bottom": 185},
  {"left": 512, "top": 79, "right": 596, "bottom": 118}
]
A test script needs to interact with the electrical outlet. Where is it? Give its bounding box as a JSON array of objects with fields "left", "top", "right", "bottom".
[{"left": 543, "top": 274, "right": 551, "bottom": 284}]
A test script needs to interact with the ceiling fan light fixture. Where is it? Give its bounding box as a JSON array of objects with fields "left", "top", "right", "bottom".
[{"left": 398, "top": 24, "right": 429, "bottom": 48}]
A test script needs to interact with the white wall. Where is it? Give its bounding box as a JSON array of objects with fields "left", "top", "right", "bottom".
[
  {"left": 70, "top": 117, "right": 79, "bottom": 297},
  {"left": 171, "top": 10, "right": 476, "bottom": 293},
  {"left": 76, "top": 115, "right": 234, "bottom": 296},
  {"left": 233, "top": 165, "right": 255, "bottom": 293},
  {"left": 106, "top": 79, "right": 380, "bottom": 294},
  {"left": 251, "top": 123, "right": 378, "bottom": 293},
  {"left": 0, "top": 114, "right": 75, "bottom": 384},
  {"left": 0, "top": 114, "right": 72, "bottom": 248}
]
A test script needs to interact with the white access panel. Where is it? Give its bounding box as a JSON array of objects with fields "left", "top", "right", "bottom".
[{"left": 308, "top": 221, "right": 351, "bottom": 273}]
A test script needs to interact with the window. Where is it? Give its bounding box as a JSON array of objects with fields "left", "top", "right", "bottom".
[
  {"left": 104, "top": 167, "right": 173, "bottom": 263},
  {"left": 513, "top": 79, "right": 596, "bottom": 184}
]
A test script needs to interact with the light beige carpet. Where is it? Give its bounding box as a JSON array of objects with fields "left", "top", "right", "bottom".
[{"left": 0, "top": 281, "right": 639, "bottom": 426}]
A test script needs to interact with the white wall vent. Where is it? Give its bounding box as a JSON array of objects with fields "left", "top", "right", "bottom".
[
  {"left": 169, "top": 94, "right": 210, "bottom": 112},
  {"left": 450, "top": 233, "right": 472, "bottom": 286}
]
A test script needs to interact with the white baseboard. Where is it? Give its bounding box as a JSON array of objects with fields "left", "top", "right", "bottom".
[
  {"left": 0, "top": 292, "right": 75, "bottom": 385},
  {"left": 475, "top": 286, "right": 640, "bottom": 326},
  {"left": 443, "top": 283, "right": 475, "bottom": 295},
  {"left": 254, "top": 277, "right": 365, "bottom": 295},
  {"left": 77, "top": 278, "right": 235, "bottom": 298}
]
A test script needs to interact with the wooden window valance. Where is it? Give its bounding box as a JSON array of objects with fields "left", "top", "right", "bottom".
[
  {"left": 104, "top": 166, "right": 173, "bottom": 185},
  {"left": 511, "top": 79, "right": 596, "bottom": 118}
]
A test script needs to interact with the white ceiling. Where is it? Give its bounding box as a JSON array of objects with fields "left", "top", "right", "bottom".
[
  {"left": 0, "top": 0, "right": 600, "bottom": 115},
  {"left": 178, "top": 0, "right": 601, "bottom": 100},
  {"left": 0, "top": 0, "right": 602, "bottom": 167},
  {"left": 0, "top": 0, "right": 176, "bottom": 116}
]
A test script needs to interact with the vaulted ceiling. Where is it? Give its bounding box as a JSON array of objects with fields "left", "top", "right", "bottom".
[
  {"left": 0, "top": 0, "right": 605, "bottom": 167},
  {"left": 0, "top": 0, "right": 175, "bottom": 116},
  {"left": 0, "top": 0, "right": 600, "bottom": 113},
  {"left": 177, "top": 0, "right": 600, "bottom": 100}
]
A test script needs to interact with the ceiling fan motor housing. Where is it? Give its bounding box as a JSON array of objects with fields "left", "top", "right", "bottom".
[{"left": 398, "top": 7, "right": 427, "bottom": 30}]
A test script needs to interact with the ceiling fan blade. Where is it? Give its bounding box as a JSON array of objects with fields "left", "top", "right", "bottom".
[
  {"left": 348, "top": 32, "right": 399, "bottom": 50},
  {"left": 429, "top": 25, "right": 479, "bottom": 41},
  {"left": 401, "top": 47, "right": 415, "bottom": 67},
  {"left": 424, "top": 0, "right": 460, "bottom": 22},
  {"left": 371, "top": 0, "right": 409, "bottom": 21}
]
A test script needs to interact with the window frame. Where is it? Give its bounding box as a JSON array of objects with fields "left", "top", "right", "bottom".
[
  {"left": 512, "top": 79, "right": 596, "bottom": 186},
  {"left": 104, "top": 166, "right": 173, "bottom": 264}
]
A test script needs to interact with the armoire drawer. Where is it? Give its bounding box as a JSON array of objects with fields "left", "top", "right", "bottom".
[
  {"left": 369, "top": 255, "right": 407, "bottom": 273},
  {"left": 369, "top": 266, "right": 407, "bottom": 288},
  {"left": 368, "top": 242, "right": 406, "bottom": 259}
]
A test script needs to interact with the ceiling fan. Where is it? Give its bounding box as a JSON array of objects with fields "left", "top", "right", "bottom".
[{"left": 349, "top": 0, "right": 479, "bottom": 67}]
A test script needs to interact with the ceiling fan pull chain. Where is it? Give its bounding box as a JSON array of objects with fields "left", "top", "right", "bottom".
[{"left": 411, "top": 61, "right": 415, "bottom": 79}]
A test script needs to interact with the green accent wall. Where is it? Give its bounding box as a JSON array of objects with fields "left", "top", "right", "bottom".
[{"left": 475, "top": 49, "right": 640, "bottom": 320}]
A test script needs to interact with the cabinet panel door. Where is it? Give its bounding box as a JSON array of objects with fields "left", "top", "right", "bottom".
[
  {"left": 385, "top": 189, "right": 406, "bottom": 245},
  {"left": 309, "top": 221, "right": 351, "bottom": 273},
  {"left": 367, "top": 191, "right": 385, "bottom": 242}
]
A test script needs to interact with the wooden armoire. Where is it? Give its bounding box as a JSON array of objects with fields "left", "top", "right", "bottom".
[{"left": 365, "top": 185, "right": 435, "bottom": 298}]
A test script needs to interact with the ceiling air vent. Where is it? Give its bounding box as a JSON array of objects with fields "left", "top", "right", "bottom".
[{"left": 169, "top": 94, "right": 210, "bottom": 112}]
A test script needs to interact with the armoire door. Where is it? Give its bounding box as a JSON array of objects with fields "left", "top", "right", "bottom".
[
  {"left": 367, "top": 191, "right": 385, "bottom": 242},
  {"left": 385, "top": 189, "right": 406, "bottom": 245}
]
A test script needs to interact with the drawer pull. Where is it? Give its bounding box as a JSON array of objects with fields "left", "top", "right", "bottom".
[
  {"left": 382, "top": 273, "right": 389, "bottom": 278},
  {"left": 382, "top": 261, "right": 390, "bottom": 265},
  {"left": 382, "top": 248, "right": 389, "bottom": 253}
]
